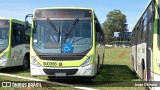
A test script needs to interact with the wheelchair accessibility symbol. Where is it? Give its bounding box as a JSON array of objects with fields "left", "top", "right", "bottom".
[{"left": 62, "top": 43, "right": 73, "bottom": 53}]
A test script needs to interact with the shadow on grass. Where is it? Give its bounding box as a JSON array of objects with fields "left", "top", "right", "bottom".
[
  {"left": 47, "top": 64, "right": 139, "bottom": 87},
  {"left": 97, "top": 64, "right": 139, "bottom": 81},
  {"left": 0, "top": 66, "right": 30, "bottom": 74}
]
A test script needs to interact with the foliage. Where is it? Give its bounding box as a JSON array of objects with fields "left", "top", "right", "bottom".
[{"left": 102, "top": 9, "right": 128, "bottom": 44}]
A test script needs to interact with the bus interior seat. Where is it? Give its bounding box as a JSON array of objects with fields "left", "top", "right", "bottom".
[
  {"left": 66, "top": 37, "right": 91, "bottom": 53},
  {"left": 66, "top": 37, "right": 91, "bottom": 45}
]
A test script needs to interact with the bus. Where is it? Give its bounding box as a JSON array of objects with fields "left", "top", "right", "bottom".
[
  {"left": 0, "top": 18, "right": 30, "bottom": 70},
  {"left": 25, "top": 7, "right": 105, "bottom": 78},
  {"left": 131, "top": 0, "right": 160, "bottom": 89}
]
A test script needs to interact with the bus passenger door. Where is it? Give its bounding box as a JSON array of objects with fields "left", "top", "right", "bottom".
[{"left": 11, "top": 24, "right": 23, "bottom": 66}]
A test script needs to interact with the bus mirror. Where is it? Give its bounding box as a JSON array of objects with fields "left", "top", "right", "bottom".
[{"left": 24, "top": 14, "right": 33, "bottom": 30}]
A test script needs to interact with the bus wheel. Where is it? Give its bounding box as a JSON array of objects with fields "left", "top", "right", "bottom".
[
  {"left": 22, "top": 57, "right": 29, "bottom": 70},
  {"left": 143, "top": 68, "right": 146, "bottom": 81},
  {"left": 142, "top": 61, "right": 146, "bottom": 81}
]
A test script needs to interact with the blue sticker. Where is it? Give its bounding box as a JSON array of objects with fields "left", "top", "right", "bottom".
[{"left": 62, "top": 43, "right": 73, "bottom": 53}]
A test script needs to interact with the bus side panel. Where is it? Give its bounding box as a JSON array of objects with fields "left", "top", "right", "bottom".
[{"left": 10, "top": 44, "right": 29, "bottom": 66}]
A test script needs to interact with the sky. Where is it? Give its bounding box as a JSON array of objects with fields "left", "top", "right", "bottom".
[{"left": 0, "top": 0, "right": 150, "bottom": 31}]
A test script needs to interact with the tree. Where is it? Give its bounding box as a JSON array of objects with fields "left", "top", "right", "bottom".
[{"left": 102, "top": 9, "right": 128, "bottom": 44}]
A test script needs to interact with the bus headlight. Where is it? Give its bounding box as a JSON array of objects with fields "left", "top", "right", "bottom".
[
  {"left": 31, "top": 56, "right": 41, "bottom": 67},
  {"left": 0, "top": 53, "right": 7, "bottom": 60},
  {"left": 81, "top": 56, "right": 92, "bottom": 67}
]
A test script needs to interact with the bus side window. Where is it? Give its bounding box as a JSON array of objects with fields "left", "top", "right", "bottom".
[
  {"left": 25, "top": 27, "right": 31, "bottom": 43},
  {"left": 132, "top": 28, "right": 136, "bottom": 45},
  {"left": 100, "top": 30, "right": 104, "bottom": 44},
  {"left": 141, "top": 13, "right": 147, "bottom": 42},
  {"left": 95, "top": 18, "right": 101, "bottom": 42},
  {"left": 95, "top": 15, "right": 104, "bottom": 44},
  {"left": 12, "top": 23, "right": 22, "bottom": 46},
  {"left": 131, "top": 30, "right": 135, "bottom": 46},
  {"left": 100, "top": 28, "right": 104, "bottom": 43},
  {"left": 136, "top": 21, "right": 142, "bottom": 44}
]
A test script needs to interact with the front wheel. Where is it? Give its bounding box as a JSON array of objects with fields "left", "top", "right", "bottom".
[
  {"left": 142, "top": 68, "right": 146, "bottom": 81},
  {"left": 21, "top": 57, "right": 29, "bottom": 70}
]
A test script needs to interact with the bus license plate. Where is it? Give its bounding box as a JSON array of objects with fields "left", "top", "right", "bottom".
[{"left": 55, "top": 73, "right": 66, "bottom": 77}]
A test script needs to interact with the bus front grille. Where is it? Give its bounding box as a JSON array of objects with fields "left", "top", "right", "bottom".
[{"left": 43, "top": 69, "right": 78, "bottom": 75}]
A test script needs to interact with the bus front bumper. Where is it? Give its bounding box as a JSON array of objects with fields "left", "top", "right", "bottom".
[{"left": 30, "top": 63, "right": 96, "bottom": 77}]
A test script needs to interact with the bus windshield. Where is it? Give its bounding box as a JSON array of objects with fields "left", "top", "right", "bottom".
[
  {"left": 33, "top": 19, "right": 92, "bottom": 54},
  {"left": 0, "top": 20, "right": 9, "bottom": 51}
]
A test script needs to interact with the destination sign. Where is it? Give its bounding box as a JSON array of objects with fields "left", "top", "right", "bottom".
[
  {"left": 35, "top": 9, "right": 92, "bottom": 18},
  {"left": 0, "top": 20, "right": 9, "bottom": 26}
]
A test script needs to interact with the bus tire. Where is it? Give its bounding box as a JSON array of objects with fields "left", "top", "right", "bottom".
[
  {"left": 21, "top": 56, "right": 29, "bottom": 70},
  {"left": 142, "top": 68, "right": 146, "bottom": 81},
  {"left": 142, "top": 61, "right": 146, "bottom": 81}
]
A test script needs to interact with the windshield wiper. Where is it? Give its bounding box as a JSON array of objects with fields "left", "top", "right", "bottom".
[
  {"left": 58, "top": 25, "right": 61, "bottom": 42},
  {"left": 47, "top": 18, "right": 59, "bottom": 33},
  {"left": 47, "top": 18, "right": 61, "bottom": 43},
  {"left": 66, "top": 18, "right": 79, "bottom": 36}
]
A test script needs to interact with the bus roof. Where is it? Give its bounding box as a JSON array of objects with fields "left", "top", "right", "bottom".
[
  {"left": 132, "top": 0, "right": 152, "bottom": 32},
  {"left": 0, "top": 17, "right": 25, "bottom": 25}
]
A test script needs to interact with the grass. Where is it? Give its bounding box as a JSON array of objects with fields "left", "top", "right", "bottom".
[
  {"left": 97, "top": 47, "right": 136, "bottom": 81},
  {"left": 93, "top": 47, "right": 145, "bottom": 90},
  {"left": 0, "top": 47, "right": 145, "bottom": 90}
]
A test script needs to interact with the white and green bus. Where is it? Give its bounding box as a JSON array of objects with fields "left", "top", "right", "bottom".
[
  {"left": 131, "top": 0, "right": 160, "bottom": 89},
  {"left": 25, "top": 7, "right": 105, "bottom": 78},
  {"left": 0, "top": 18, "right": 30, "bottom": 70}
]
